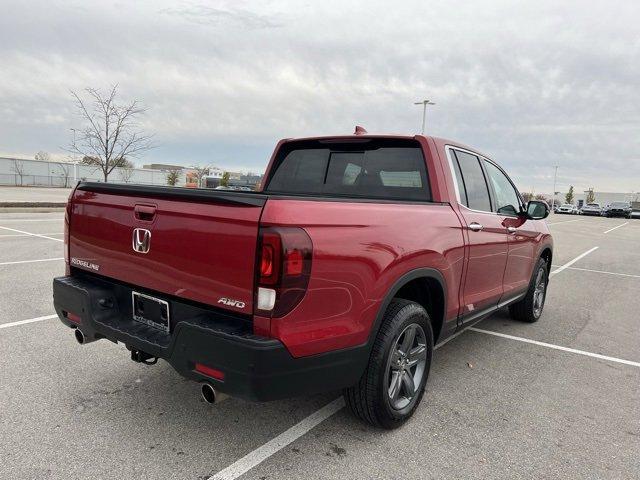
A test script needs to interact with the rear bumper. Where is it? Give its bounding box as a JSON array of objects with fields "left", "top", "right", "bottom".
[{"left": 53, "top": 274, "right": 366, "bottom": 401}]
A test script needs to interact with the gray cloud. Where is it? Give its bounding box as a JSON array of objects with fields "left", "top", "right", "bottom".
[
  {"left": 159, "top": 4, "right": 283, "bottom": 29},
  {"left": 1, "top": 0, "right": 639, "bottom": 192}
]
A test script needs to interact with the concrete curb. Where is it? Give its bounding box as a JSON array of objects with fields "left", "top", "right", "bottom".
[
  {"left": 0, "top": 207, "right": 65, "bottom": 213},
  {"left": 0, "top": 202, "right": 67, "bottom": 208},
  {"left": 0, "top": 203, "right": 66, "bottom": 213}
]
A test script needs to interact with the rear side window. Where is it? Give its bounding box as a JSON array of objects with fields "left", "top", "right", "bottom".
[
  {"left": 452, "top": 150, "right": 491, "bottom": 212},
  {"left": 265, "top": 139, "right": 430, "bottom": 201}
]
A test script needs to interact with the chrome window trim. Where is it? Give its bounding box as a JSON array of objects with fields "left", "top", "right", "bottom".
[{"left": 444, "top": 145, "right": 523, "bottom": 217}]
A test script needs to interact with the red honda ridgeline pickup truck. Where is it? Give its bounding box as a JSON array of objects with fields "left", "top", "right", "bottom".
[{"left": 53, "top": 132, "right": 552, "bottom": 428}]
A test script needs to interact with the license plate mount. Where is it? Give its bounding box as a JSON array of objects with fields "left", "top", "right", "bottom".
[{"left": 132, "top": 291, "right": 170, "bottom": 332}]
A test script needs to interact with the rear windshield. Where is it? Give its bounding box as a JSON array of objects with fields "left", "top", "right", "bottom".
[{"left": 264, "top": 139, "right": 430, "bottom": 201}]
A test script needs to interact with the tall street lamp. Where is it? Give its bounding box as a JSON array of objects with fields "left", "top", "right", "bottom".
[
  {"left": 552, "top": 164, "right": 559, "bottom": 208},
  {"left": 414, "top": 99, "right": 435, "bottom": 135}
]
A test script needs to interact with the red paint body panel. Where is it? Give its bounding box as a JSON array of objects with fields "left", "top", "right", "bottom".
[
  {"left": 456, "top": 208, "right": 508, "bottom": 313},
  {"left": 429, "top": 136, "right": 553, "bottom": 315},
  {"left": 260, "top": 200, "right": 465, "bottom": 357},
  {"left": 66, "top": 134, "right": 552, "bottom": 361},
  {"left": 69, "top": 190, "right": 261, "bottom": 314}
]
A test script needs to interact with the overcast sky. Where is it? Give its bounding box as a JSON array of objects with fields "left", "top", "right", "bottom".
[{"left": 1, "top": 0, "right": 639, "bottom": 193}]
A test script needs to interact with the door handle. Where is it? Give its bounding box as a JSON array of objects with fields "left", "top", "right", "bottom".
[
  {"left": 507, "top": 226, "right": 517, "bottom": 234},
  {"left": 468, "top": 222, "right": 483, "bottom": 232}
]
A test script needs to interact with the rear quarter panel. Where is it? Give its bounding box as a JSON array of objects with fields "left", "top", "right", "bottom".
[{"left": 260, "top": 199, "right": 465, "bottom": 357}]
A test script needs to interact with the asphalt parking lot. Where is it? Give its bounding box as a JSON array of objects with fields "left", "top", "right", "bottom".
[{"left": 0, "top": 211, "right": 638, "bottom": 479}]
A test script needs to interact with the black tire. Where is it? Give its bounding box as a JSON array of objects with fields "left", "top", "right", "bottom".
[
  {"left": 508, "top": 257, "right": 549, "bottom": 323},
  {"left": 343, "top": 299, "right": 433, "bottom": 429}
]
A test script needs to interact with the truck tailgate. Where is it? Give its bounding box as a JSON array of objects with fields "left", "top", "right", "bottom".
[{"left": 68, "top": 184, "right": 266, "bottom": 314}]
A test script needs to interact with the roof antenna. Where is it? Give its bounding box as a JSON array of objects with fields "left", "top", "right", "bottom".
[{"left": 354, "top": 125, "right": 368, "bottom": 135}]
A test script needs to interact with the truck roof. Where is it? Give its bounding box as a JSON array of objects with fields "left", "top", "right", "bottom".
[{"left": 279, "top": 134, "right": 491, "bottom": 160}]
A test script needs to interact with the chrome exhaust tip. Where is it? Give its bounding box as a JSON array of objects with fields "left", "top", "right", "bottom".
[
  {"left": 201, "top": 383, "right": 217, "bottom": 404},
  {"left": 74, "top": 328, "right": 86, "bottom": 345}
]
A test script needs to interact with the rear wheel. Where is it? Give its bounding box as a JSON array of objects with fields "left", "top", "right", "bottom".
[
  {"left": 509, "top": 257, "right": 548, "bottom": 323},
  {"left": 343, "top": 299, "right": 433, "bottom": 429}
]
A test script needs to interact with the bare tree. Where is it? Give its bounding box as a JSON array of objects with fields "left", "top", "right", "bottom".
[
  {"left": 189, "top": 165, "right": 210, "bottom": 187},
  {"left": 119, "top": 162, "right": 135, "bottom": 183},
  {"left": 12, "top": 160, "right": 26, "bottom": 186},
  {"left": 585, "top": 188, "right": 596, "bottom": 204},
  {"left": 68, "top": 85, "right": 153, "bottom": 182},
  {"left": 166, "top": 168, "right": 181, "bottom": 186},
  {"left": 58, "top": 162, "right": 72, "bottom": 188},
  {"left": 520, "top": 191, "right": 533, "bottom": 203},
  {"left": 35, "top": 151, "right": 51, "bottom": 162}
]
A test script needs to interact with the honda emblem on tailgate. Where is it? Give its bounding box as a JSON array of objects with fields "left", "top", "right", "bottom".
[{"left": 132, "top": 228, "right": 151, "bottom": 254}]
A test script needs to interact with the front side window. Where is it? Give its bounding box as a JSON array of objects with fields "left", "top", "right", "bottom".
[
  {"left": 483, "top": 160, "right": 521, "bottom": 216},
  {"left": 453, "top": 150, "right": 491, "bottom": 212}
]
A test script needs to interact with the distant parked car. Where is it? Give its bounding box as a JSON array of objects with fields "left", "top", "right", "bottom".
[
  {"left": 581, "top": 203, "right": 602, "bottom": 216},
  {"left": 605, "top": 202, "right": 632, "bottom": 218},
  {"left": 556, "top": 204, "right": 575, "bottom": 214}
]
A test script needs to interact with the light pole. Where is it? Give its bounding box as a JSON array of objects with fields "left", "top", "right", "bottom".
[
  {"left": 552, "top": 164, "right": 558, "bottom": 208},
  {"left": 414, "top": 99, "right": 435, "bottom": 135}
]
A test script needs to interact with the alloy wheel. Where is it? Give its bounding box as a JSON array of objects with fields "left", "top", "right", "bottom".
[
  {"left": 386, "top": 323, "right": 427, "bottom": 410},
  {"left": 532, "top": 268, "right": 547, "bottom": 318}
]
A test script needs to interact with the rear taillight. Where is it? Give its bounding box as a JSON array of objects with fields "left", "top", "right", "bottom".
[
  {"left": 255, "top": 227, "right": 312, "bottom": 318},
  {"left": 64, "top": 199, "right": 71, "bottom": 274}
]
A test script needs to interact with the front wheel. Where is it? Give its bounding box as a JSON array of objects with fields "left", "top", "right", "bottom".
[
  {"left": 343, "top": 299, "right": 433, "bottom": 429},
  {"left": 509, "top": 258, "right": 549, "bottom": 323}
]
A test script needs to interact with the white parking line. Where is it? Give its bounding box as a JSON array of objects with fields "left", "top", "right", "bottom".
[
  {"left": 207, "top": 294, "right": 637, "bottom": 480},
  {"left": 603, "top": 222, "right": 628, "bottom": 234},
  {"left": 547, "top": 219, "right": 582, "bottom": 225},
  {"left": 550, "top": 246, "right": 598, "bottom": 277},
  {"left": 207, "top": 319, "right": 487, "bottom": 480},
  {"left": 0, "top": 314, "right": 58, "bottom": 330},
  {"left": 550, "top": 265, "right": 640, "bottom": 279},
  {"left": 0, "top": 258, "right": 64, "bottom": 266},
  {"left": 209, "top": 397, "right": 345, "bottom": 480},
  {"left": 0, "top": 226, "right": 63, "bottom": 242},
  {"left": 469, "top": 327, "right": 640, "bottom": 368}
]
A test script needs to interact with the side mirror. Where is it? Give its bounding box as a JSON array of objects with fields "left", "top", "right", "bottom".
[{"left": 526, "top": 200, "right": 549, "bottom": 220}]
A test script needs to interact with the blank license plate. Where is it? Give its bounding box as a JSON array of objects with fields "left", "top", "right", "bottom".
[{"left": 132, "top": 291, "right": 170, "bottom": 332}]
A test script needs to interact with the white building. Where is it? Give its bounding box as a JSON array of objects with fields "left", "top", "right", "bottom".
[{"left": 572, "top": 191, "right": 639, "bottom": 208}]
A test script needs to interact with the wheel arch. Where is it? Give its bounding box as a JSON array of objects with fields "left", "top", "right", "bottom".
[
  {"left": 368, "top": 268, "right": 447, "bottom": 348},
  {"left": 539, "top": 246, "right": 553, "bottom": 273}
]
